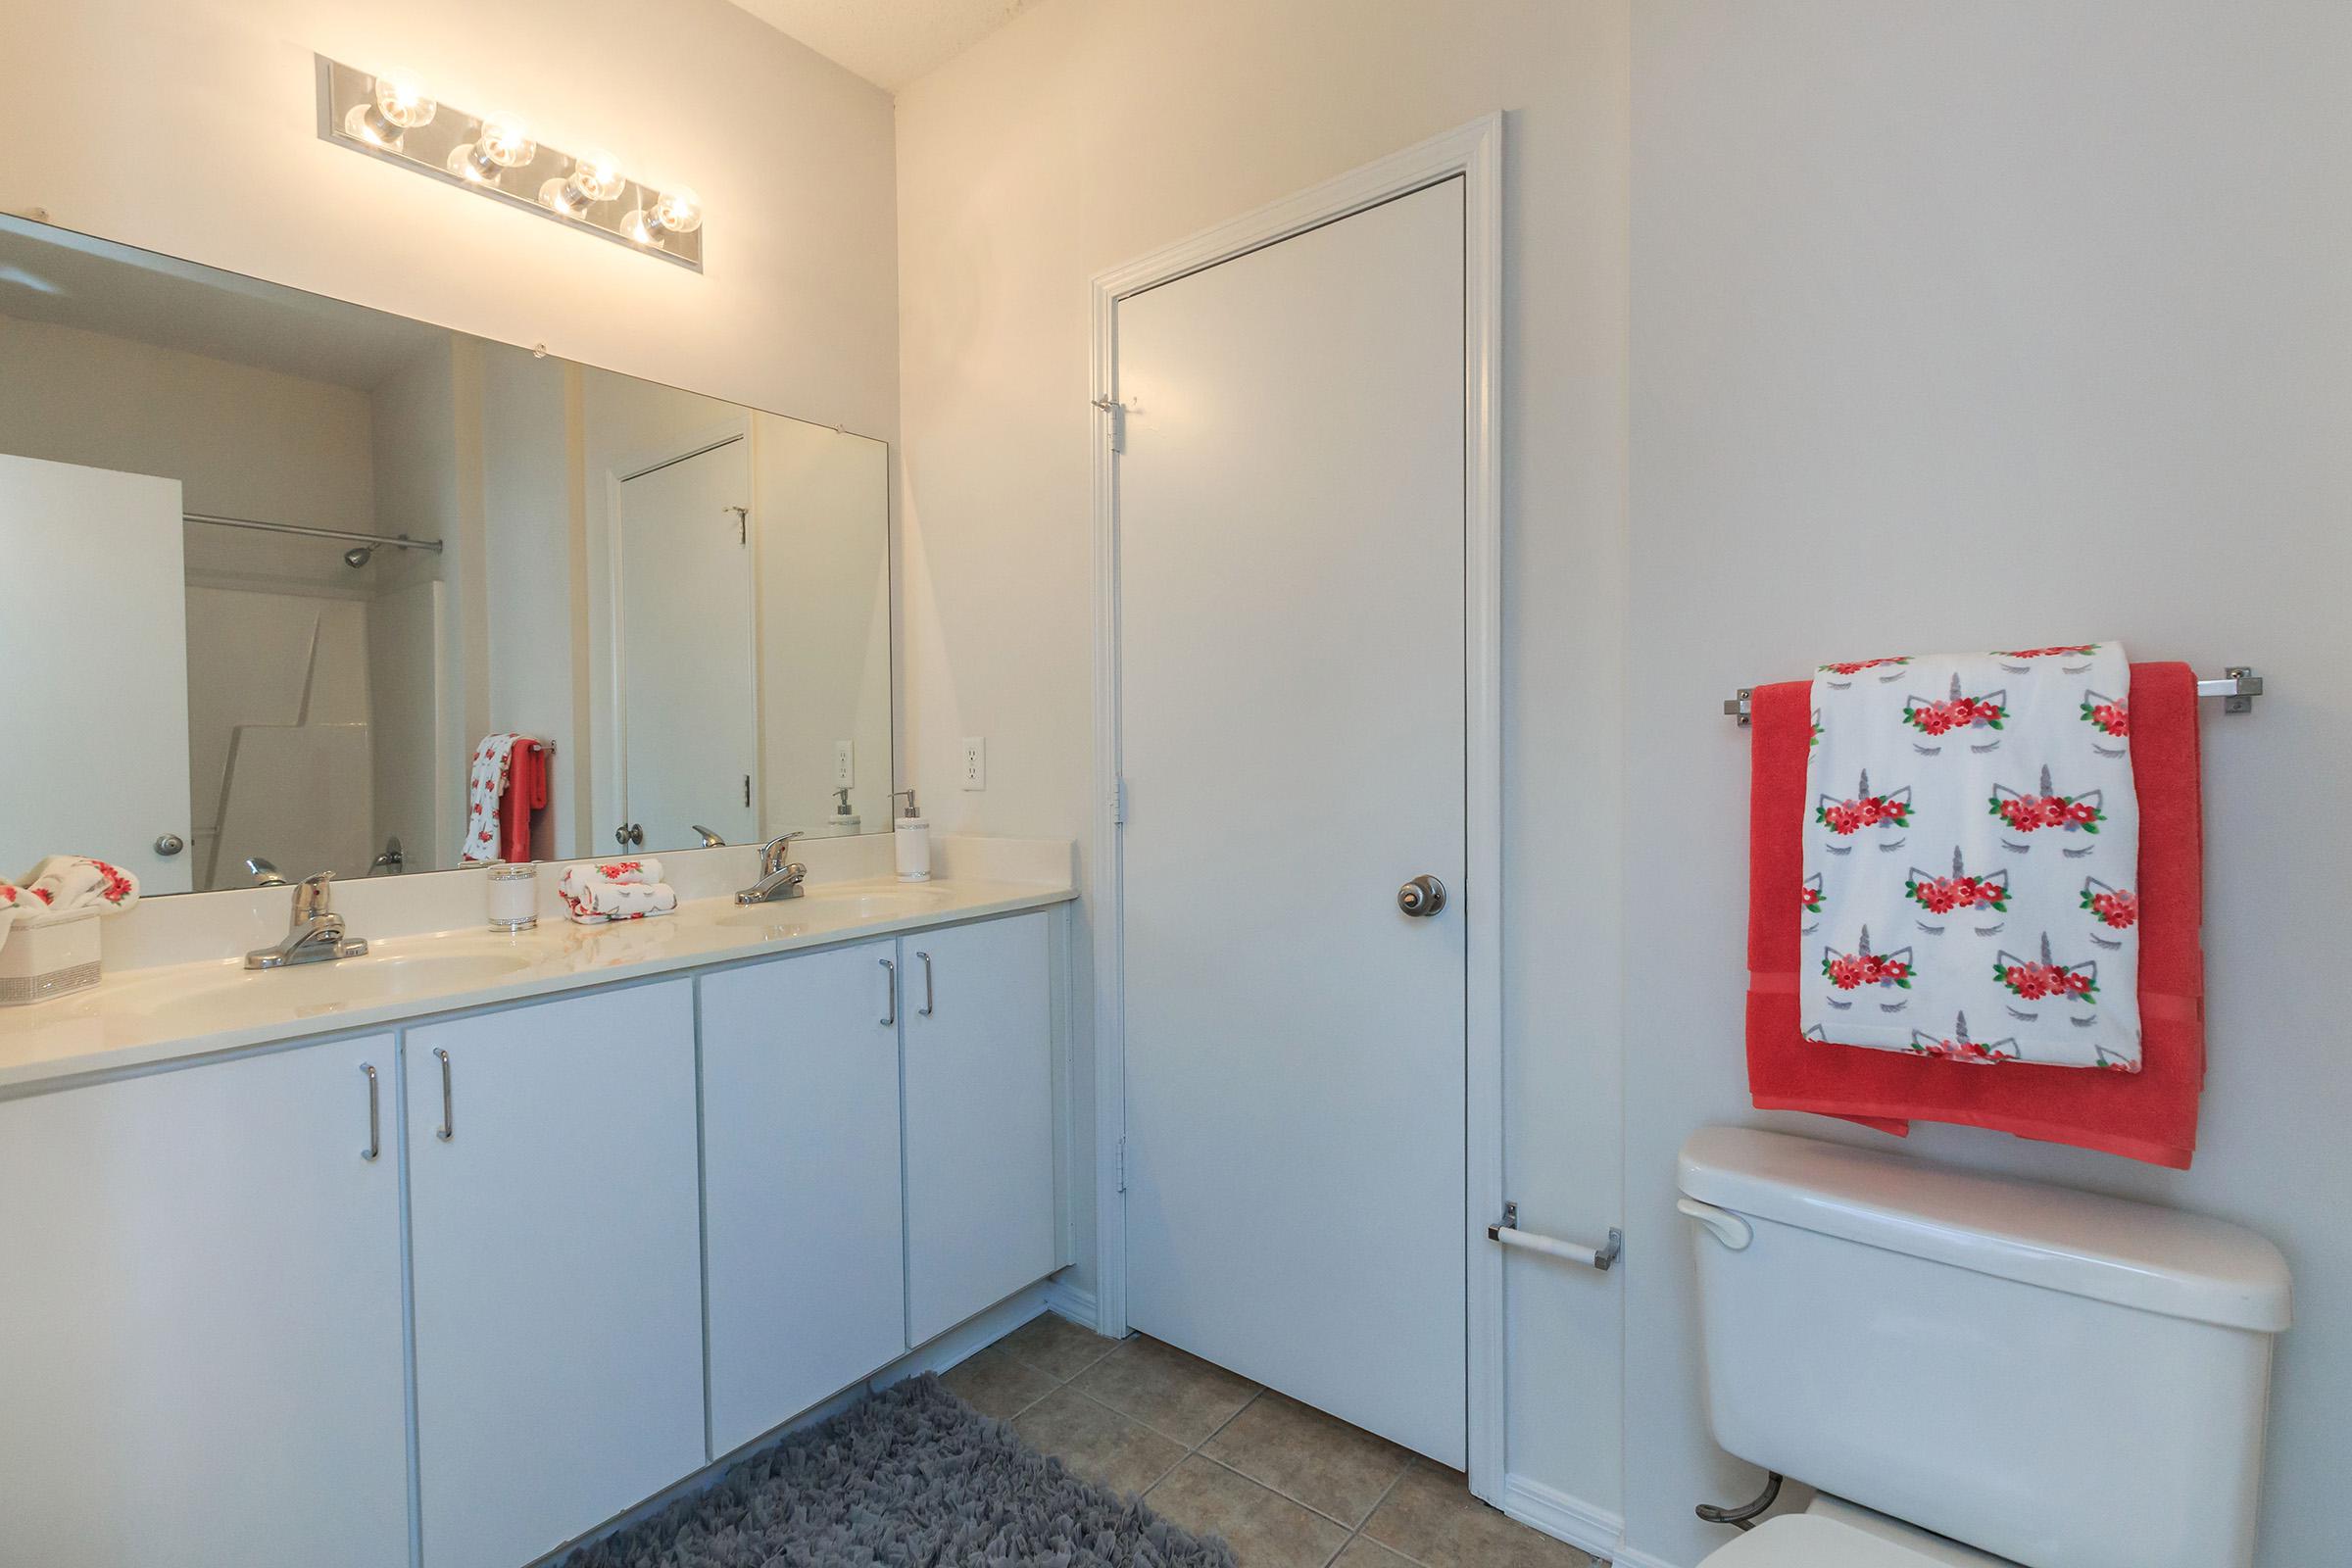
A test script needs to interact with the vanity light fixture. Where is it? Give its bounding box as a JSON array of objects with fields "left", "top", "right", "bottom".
[
  {"left": 623, "top": 186, "right": 703, "bottom": 249},
  {"left": 317, "top": 56, "right": 705, "bottom": 271},
  {"left": 446, "top": 112, "right": 537, "bottom": 186},
  {"left": 539, "top": 150, "right": 629, "bottom": 216},
  {"left": 343, "top": 70, "right": 437, "bottom": 150}
]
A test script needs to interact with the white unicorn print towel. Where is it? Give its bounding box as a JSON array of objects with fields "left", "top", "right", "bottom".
[
  {"left": 557, "top": 858, "right": 679, "bottom": 925},
  {"left": 1801, "top": 642, "right": 2142, "bottom": 1071}
]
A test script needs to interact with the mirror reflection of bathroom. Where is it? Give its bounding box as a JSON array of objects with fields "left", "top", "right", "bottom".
[{"left": 0, "top": 215, "right": 892, "bottom": 893}]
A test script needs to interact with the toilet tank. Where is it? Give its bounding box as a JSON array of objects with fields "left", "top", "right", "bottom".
[{"left": 1677, "top": 1128, "right": 2290, "bottom": 1568}]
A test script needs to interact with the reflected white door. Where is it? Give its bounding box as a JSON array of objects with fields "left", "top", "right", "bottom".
[
  {"left": 0, "top": 454, "right": 193, "bottom": 891},
  {"left": 616, "top": 438, "right": 760, "bottom": 849},
  {"left": 1114, "top": 180, "right": 1468, "bottom": 1463}
]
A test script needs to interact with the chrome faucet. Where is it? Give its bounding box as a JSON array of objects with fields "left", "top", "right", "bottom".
[
  {"left": 245, "top": 855, "right": 287, "bottom": 888},
  {"left": 692, "top": 824, "right": 727, "bottom": 848},
  {"left": 368, "top": 835, "right": 405, "bottom": 875},
  {"left": 736, "top": 833, "right": 808, "bottom": 904},
  {"left": 245, "top": 872, "right": 371, "bottom": 969}
]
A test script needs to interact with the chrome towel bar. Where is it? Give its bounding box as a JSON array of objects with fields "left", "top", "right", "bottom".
[
  {"left": 1724, "top": 665, "right": 2263, "bottom": 725},
  {"left": 1488, "top": 1202, "right": 1622, "bottom": 1271}
]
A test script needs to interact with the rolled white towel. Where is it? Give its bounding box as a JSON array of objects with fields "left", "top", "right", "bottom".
[
  {"left": 557, "top": 860, "right": 678, "bottom": 925},
  {"left": 13, "top": 857, "right": 140, "bottom": 927}
]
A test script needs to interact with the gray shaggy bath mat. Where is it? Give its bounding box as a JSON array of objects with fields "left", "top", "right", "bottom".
[{"left": 563, "top": 1371, "right": 1237, "bottom": 1567}]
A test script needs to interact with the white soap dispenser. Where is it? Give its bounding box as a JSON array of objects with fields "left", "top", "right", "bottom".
[
  {"left": 827, "top": 785, "right": 861, "bottom": 837},
  {"left": 892, "top": 788, "right": 930, "bottom": 881}
]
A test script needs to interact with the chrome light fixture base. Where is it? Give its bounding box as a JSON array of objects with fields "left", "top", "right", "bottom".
[{"left": 316, "top": 56, "right": 705, "bottom": 272}]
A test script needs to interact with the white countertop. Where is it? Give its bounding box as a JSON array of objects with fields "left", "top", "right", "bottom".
[{"left": 0, "top": 876, "right": 1074, "bottom": 1095}]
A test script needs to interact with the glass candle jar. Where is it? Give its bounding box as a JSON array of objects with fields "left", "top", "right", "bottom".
[{"left": 486, "top": 862, "right": 538, "bottom": 931}]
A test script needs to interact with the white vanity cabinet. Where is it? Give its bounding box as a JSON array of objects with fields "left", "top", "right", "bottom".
[
  {"left": 902, "top": 910, "right": 1058, "bottom": 1343},
  {"left": 405, "top": 980, "right": 705, "bottom": 1568},
  {"left": 0, "top": 1033, "right": 411, "bottom": 1568},
  {"left": 702, "top": 937, "right": 910, "bottom": 1454}
]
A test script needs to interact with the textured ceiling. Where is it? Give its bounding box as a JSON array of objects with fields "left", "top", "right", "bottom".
[{"left": 723, "top": 0, "right": 1034, "bottom": 91}]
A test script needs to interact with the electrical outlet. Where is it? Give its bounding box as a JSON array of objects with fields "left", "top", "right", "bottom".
[
  {"left": 834, "top": 741, "right": 855, "bottom": 787},
  {"left": 960, "top": 736, "right": 987, "bottom": 791}
]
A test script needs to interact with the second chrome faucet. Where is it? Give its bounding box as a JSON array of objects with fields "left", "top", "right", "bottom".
[{"left": 736, "top": 833, "right": 808, "bottom": 905}]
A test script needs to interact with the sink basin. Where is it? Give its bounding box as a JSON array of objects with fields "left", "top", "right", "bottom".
[
  {"left": 110, "top": 950, "right": 539, "bottom": 1014},
  {"left": 714, "top": 883, "right": 954, "bottom": 930}
]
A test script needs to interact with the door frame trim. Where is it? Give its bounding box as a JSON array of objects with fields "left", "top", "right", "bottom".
[{"left": 1087, "top": 113, "right": 1505, "bottom": 1496}]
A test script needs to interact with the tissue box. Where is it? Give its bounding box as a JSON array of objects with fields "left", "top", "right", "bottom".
[{"left": 0, "top": 912, "right": 102, "bottom": 1006}]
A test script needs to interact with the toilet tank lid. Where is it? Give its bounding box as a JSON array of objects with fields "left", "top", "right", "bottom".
[{"left": 1677, "top": 1128, "right": 2291, "bottom": 1332}]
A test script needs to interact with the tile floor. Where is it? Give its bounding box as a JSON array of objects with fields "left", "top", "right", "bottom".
[{"left": 943, "top": 1313, "right": 1595, "bottom": 1568}]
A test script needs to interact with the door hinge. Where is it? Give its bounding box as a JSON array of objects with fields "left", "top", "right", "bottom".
[
  {"left": 1115, "top": 1136, "right": 1128, "bottom": 1195},
  {"left": 1093, "top": 397, "right": 1125, "bottom": 455},
  {"left": 727, "top": 505, "right": 748, "bottom": 546},
  {"left": 744, "top": 774, "right": 752, "bottom": 808},
  {"left": 1111, "top": 776, "right": 1128, "bottom": 826}
]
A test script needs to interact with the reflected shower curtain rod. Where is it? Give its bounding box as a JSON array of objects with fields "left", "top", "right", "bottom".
[{"left": 183, "top": 511, "right": 446, "bottom": 555}]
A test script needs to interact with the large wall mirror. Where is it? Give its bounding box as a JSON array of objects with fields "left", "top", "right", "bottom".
[{"left": 0, "top": 215, "right": 893, "bottom": 894}]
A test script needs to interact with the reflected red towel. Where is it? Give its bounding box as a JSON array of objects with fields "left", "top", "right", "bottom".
[
  {"left": 1744, "top": 664, "right": 2205, "bottom": 1168},
  {"left": 499, "top": 740, "right": 549, "bottom": 862}
]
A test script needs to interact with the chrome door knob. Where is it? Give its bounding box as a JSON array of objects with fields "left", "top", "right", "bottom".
[
  {"left": 153, "top": 833, "right": 185, "bottom": 857},
  {"left": 1397, "top": 874, "right": 1446, "bottom": 917}
]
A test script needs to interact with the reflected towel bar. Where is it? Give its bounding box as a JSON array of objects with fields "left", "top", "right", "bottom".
[
  {"left": 184, "top": 511, "right": 446, "bottom": 555},
  {"left": 1723, "top": 666, "right": 2263, "bottom": 725},
  {"left": 1488, "top": 1202, "right": 1622, "bottom": 1272}
]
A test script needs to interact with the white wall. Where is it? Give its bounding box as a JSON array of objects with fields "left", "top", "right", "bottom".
[
  {"left": 752, "top": 414, "right": 893, "bottom": 836},
  {"left": 479, "top": 342, "right": 584, "bottom": 858},
  {"left": 0, "top": 0, "right": 900, "bottom": 448},
  {"left": 893, "top": 0, "right": 1633, "bottom": 1523},
  {"left": 1625, "top": 6, "right": 2351, "bottom": 1567},
  {"left": 0, "top": 312, "right": 377, "bottom": 582}
]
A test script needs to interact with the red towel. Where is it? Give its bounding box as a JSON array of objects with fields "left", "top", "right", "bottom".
[
  {"left": 1744, "top": 664, "right": 2205, "bottom": 1168},
  {"left": 499, "top": 740, "right": 549, "bottom": 863}
]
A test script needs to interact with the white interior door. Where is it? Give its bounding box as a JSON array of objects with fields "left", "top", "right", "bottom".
[
  {"left": 0, "top": 454, "right": 194, "bottom": 891},
  {"left": 1115, "top": 179, "right": 1470, "bottom": 1464},
  {"left": 616, "top": 438, "right": 759, "bottom": 849}
]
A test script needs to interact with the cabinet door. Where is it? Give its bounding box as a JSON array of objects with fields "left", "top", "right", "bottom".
[
  {"left": 903, "top": 911, "right": 1057, "bottom": 1343},
  {"left": 701, "top": 939, "right": 906, "bottom": 1454},
  {"left": 407, "top": 981, "right": 704, "bottom": 1568},
  {"left": 0, "top": 1036, "right": 409, "bottom": 1568}
]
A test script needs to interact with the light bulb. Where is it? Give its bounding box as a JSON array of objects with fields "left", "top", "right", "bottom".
[
  {"left": 447, "top": 112, "right": 537, "bottom": 184},
  {"left": 539, "top": 150, "right": 627, "bottom": 215},
  {"left": 624, "top": 186, "right": 704, "bottom": 245},
  {"left": 344, "top": 69, "right": 436, "bottom": 148}
]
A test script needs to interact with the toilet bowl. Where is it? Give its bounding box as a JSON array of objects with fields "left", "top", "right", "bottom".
[{"left": 1702, "top": 1496, "right": 2013, "bottom": 1566}]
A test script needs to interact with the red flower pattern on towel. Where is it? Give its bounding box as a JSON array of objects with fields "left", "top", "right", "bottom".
[
  {"left": 1991, "top": 792, "right": 2103, "bottom": 834},
  {"left": 1817, "top": 795, "right": 1911, "bottom": 835},
  {"left": 1994, "top": 644, "right": 2098, "bottom": 659},
  {"left": 1996, "top": 959, "right": 2096, "bottom": 1003},
  {"left": 1911, "top": 1036, "right": 2016, "bottom": 1064},
  {"left": 1819, "top": 657, "right": 1910, "bottom": 675},
  {"left": 1904, "top": 695, "right": 2005, "bottom": 736},
  {"left": 1825, "top": 953, "right": 1911, "bottom": 991},
  {"left": 1907, "top": 873, "right": 2006, "bottom": 915},
  {"left": 2082, "top": 886, "right": 2138, "bottom": 930},
  {"left": 1800, "top": 882, "right": 1824, "bottom": 913},
  {"left": 2081, "top": 700, "right": 2130, "bottom": 737}
]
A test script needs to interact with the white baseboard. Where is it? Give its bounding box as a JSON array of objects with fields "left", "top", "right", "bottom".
[
  {"left": 871, "top": 1281, "right": 1054, "bottom": 1387},
  {"left": 1602, "top": 1542, "right": 1691, "bottom": 1568},
  {"left": 1043, "top": 1271, "right": 1098, "bottom": 1331},
  {"left": 1498, "top": 1472, "right": 1626, "bottom": 1561}
]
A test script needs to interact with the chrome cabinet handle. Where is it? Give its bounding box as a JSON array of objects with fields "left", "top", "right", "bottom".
[
  {"left": 917, "top": 951, "right": 934, "bottom": 1016},
  {"left": 434, "top": 1048, "right": 454, "bottom": 1141},
  {"left": 360, "top": 1063, "right": 380, "bottom": 1162},
  {"left": 879, "top": 958, "right": 896, "bottom": 1026}
]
